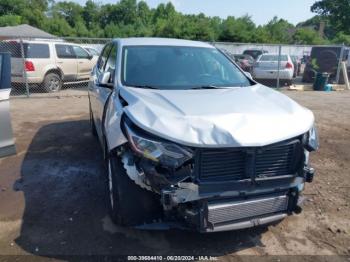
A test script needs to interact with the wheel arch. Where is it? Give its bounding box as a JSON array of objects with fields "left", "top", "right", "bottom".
[{"left": 44, "top": 68, "right": 63, "bottom": 80}]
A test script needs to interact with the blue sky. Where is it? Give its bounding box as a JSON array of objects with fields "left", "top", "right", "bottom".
[{"left": 67, "top": 0, "right": 317, "bottom": 25}]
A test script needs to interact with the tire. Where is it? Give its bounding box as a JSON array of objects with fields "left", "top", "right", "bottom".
[
  {"left": 107, "top": 155, "right": 162, "bottom": 226},
  {"left": 89, "top": 102, "right": 97, "bottom": 137},
  {"left": 42, "top": 73, "right": 62, "bottom": 93}
]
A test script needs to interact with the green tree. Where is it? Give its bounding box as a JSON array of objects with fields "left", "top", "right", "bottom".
[
  {"left": 0, "top": 15, "right": 22, "bottom": 26},
  {"left": 264, "top": 16, "right": 295, "bottom": 43},
  {"left": 220, "top": 15, "right": 255, "bottom": 42},
  {"left": 311, "top": 0, "right": 350, "bottom": 35},
  {"left": 332, "top": 32, "right": 350, "bottom": 45},
  {"left": 293, "top": 28, "right": 326, "bottom": 44}
]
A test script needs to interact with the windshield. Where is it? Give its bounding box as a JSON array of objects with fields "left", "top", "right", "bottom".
[{"left": 122, "top": 46, "right": 251, "bottom": 89}]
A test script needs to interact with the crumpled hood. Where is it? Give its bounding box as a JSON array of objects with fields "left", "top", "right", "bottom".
[{"left": 120, "top": 84, "right": 314, "bottom": 147}]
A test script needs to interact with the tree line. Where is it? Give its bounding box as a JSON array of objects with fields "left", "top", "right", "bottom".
[{"left": 0, "top": 0, "right": 349, "bottom": 45}]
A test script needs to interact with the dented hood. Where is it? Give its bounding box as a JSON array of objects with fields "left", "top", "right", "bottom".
[{"left": 120, "top": 84, "right": 314, "bottom": 147}]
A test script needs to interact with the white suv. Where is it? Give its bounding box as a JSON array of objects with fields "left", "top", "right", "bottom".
[{"left": 0, "top": 40, "right": 98, "bottom": 92}]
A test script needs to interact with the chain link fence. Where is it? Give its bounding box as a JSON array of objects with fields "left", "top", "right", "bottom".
[
  {"left": 0, "top": 37, "right": 110, "bottom": 97},
  {"left": 0, "top": 37, "right": 348, "bottom": 98},
  {"left": 214, "top": 42, "right": 349, "bottom": 89}
]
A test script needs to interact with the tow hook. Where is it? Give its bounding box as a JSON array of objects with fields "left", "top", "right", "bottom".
[{"left": 304, "top": 167, "right": 315, "bottom": 183}]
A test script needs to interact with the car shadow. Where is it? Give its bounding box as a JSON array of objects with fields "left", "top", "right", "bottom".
[{"left": 14, "top": 120, "right": 267, "bottom": 258}]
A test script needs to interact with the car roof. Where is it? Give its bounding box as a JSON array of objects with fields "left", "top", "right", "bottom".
[{"left": 114, "top": 37, "right": 214, "bottom": 48}]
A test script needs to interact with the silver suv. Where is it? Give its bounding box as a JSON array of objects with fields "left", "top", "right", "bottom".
[
  {"left": 88, "top": 38, "right": 318, "bottom": 232},
  {"left": 0, "top": 40, "right": 98, "bottom": 92}
]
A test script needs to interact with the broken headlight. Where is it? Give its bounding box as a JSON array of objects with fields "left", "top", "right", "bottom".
[
  {"left": 303, "top": 125, "right": 319, "bottom": 152},
  {"left": 124, "top": 122, "right": 193, "bottom": 168}
]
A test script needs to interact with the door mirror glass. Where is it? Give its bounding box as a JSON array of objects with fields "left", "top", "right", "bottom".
[{"left": 98, "top": 71, "right": 112, "bottom": 87}]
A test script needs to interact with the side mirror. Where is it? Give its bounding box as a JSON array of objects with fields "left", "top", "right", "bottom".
[
  {"left": 88, "top": 54, "right": 93, "bottom": 60},
  {"left": 244, "top": 71, "right": 253, "bottom": 79},
  {"left": 98, "top": 71, "right": 113, "bottom": 87}
]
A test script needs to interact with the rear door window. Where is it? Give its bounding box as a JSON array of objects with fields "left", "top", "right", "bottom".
[{"left": 55, "top": 44, "right": 75, "bottom": 59}]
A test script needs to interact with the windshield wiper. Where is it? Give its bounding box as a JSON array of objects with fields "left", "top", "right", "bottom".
[
  {"left": 190, "top": 85, "right": 220, "bottom": 90},
  {"left": 131, "top": 85, "right": 159, "bottom": 89}
]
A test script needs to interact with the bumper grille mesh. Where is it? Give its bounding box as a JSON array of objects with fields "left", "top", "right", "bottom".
[
  {"left": 197, "top": 139, "right": 301, "bottom": 182},
  {"left": 255, "top": 143, "right": 295, "bottom": 177},
  {"left": 208, "top": 195, "right": 288, "bottom": 225}
]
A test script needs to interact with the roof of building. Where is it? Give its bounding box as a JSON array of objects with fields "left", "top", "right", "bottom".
[{"left": 0, "top": 24, "right": 56, "bottom": 38}]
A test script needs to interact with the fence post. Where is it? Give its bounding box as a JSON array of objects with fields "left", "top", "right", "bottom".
[
  {"left": 276, "top": 45, "right": 282, "bottom": 88},
  {"left": 335, "top": 44, "right": 345, "bottom": 84},
  {"left": 20, "top": 38, "right": 30, "bottom": 97}
]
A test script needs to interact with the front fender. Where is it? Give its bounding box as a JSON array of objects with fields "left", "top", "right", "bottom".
[{"left": 104, "top": 91, "right": 128, "bottom": 152}]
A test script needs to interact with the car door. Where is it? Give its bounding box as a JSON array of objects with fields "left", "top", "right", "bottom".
[
  {"left": 0, "top": 53, "right": 16, "bottom": 157},
  {"left": 72, "top": 45, "right": 96, "bottom": 80},
  {"left": 54, "top": 44, "right": 78, "bottom": 82},
  {"left": 89, "top": 43, "right": 116, "bottom": 142}
]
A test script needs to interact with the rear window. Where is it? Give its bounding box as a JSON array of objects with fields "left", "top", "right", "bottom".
[
  {"left": 0, "top": 42, "right": 49, "bottom": 58},
  {"left": 243, "top": 50, "right": 262, "bottom": 59},
  {"left": 259, "top": 55, "right": 288, "bottom": 61},
  {"left": 26, "top": 44, "right": 50, "bottom": 58}
]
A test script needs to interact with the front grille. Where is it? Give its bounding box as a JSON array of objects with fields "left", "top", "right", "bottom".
[
  {"left": 208, "top": 194, "right": 288, "bottom": 226},
  {"left": 197, "top": 139, "right": 302, "bottom": 182},
  {"left": 256, "top": 143, "right": 295, "bottom": 177},
  {"left": 199, "top": 149, "right": 246, "bottom": 181}
]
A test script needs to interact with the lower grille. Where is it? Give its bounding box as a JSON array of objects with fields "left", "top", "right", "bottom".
[{"left": 208, "top": 195, "right": 288, "bottom": 226}]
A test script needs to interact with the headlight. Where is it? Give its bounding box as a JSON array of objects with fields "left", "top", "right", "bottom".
[
  {"left": 124, "top": 123, "right": 193, "bottom": 168},
  {"left": 303, "top": 125, "right": 319, "bottom": 152}
]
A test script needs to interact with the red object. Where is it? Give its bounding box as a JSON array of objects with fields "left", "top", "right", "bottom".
[
  {"left": 286, "top": 62, "right": 293, "bottom": 69},
  {"left": 25, "top": 61, "right": 35, "bottom": 71}
]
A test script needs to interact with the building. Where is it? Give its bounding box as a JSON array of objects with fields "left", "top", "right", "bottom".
[{"left": 0, "top": 24, "right": 56, "bottom": 40}]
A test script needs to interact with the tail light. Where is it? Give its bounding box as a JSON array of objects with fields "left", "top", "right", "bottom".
[
  {"left": 286, "top": 62, "right": 293, "bottom": 69},
  {"left": 25, "top": 61, "right": 35, "bottom": 71}
]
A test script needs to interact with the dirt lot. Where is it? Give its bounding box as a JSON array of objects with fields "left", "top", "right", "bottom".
[{"left": 0, "top": 90, "right": 349, "bottom": 261}]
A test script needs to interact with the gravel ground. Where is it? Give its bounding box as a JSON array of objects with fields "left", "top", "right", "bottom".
[{"left": 0, "top": 90, "right": 349, "bottom": 261}]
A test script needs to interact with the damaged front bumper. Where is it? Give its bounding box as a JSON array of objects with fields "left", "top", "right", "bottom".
[
  {"left": 121, "top": 152, "right": 307, "bottom": 233},
  {"left": 161, "top": 178, "right": 303, "bottom": 232}
]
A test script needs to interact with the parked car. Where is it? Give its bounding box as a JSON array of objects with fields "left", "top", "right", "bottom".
[
  {"left": 252, "top": 54, "right": 295, "bottom": 86},
  {"left": 89, "top": 38, "right": 318, "bottom": 233},
  {"left": 302, "top": 46, "right": 350, "bottom": 83},
  {"left": 0, "top": 40, "right": 98, "bottom": 92},
  {"left": 290, "top": 55, "right": 301, "bottom": 77},
  {"left": 243, "top": 49, "right": 268, "bottom": 60},
  {"left": 233, "top": 54, "right": 254, "bottom": 72}
]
